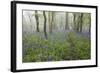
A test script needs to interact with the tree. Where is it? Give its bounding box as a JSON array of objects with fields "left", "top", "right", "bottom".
[
  {"left": 35, "top": 11, "right": 39, "bottom": 32},
  {"left": 73, "top": 13, "right": 83, "bottom": 32},
  {"left": 65, "top": 12, "right": 69, "bottom": 30},
  {"left": 88, "top": 14, "right": 91, "bottom": 33},
  {"left": 43, "top": 11, "right": 48, "bottom": 39},
  {"left": 50, "top": 12, "right": 54, "bottom": 33},
  {"left": 73, "top": 13, "right": 77, "bottom": 31},
  {"left": 76, "top": 15, "right": 80, "bottom": 32},
  {"left": 79, "top": 13, "right": 83, "bottom": 32}
]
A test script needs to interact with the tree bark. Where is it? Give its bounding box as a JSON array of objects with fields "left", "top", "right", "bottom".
[
  {"left": 43, "top": 11, "right": 48, "bottom": 39},
  {"left": 73, "top": 13, "right": 77, "bottom": 31},
  {"left": 80, "top": 13, "right": 83, "bottom": 32},
  {"left": 77, "top": 14, "right": 81, "bottom": 32},
  {"left": 35, "top": 11, "right": 39, "bottom": 32},
  {"left": 65, "top": 12, "right": 69, "bottom": 30},
  {"left": 89, "top": 14, "right": 91, "bottom": 33}
]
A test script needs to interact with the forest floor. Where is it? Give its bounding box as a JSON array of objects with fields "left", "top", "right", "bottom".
[{"left": 22, "top": 30, "right": 91, "bottom": 62}]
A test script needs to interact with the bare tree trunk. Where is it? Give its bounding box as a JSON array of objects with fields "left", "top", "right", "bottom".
[
  {"left": 73, "top": 13, "right": 77, "bottom": 31},
  {"left": 43, "top": 11, "right": 48, "bottom": 39},
  {"left": 80, "top": 13, "right": 83, "bottom": 32},
  {"left": 77, "top": 14, "right": 81, "bottom": 32},
  {"left": 48, "top": 12, "right": 51, "bottom": 32},
  {"left": 89, "top": 14, "right": 91, "bottom": 33},
  {"left": 65, "top": 12, "right": 69, "bottom": 30},
  {"left": 35, "top": 11, "right": 39, "bottom": 32},
  {"left": 89, "top": 22, "right": 91, "bottom": 33}
]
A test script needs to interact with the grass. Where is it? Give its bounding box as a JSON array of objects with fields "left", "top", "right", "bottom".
[{"left": 22, "top": 32, "right": 91, "bottom": 62}]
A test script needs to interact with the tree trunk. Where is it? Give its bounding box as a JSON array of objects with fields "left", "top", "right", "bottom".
[
  {"left": 43, "top": 11, "right": 48, "bottom": 39},
  {"left": 35, "top": 11, "right": 39, "bottom": 32},
  {"left": 89, "top": 14, "right": 91, "bottom": 33},
  {"left": 77, "top": 14, "right": 81, "bottom": 32},
  {"left": 48, "top": 12, "right": 51, "bottom": 32},
  {"left": 80, "top": 13, "right": 83, "bottom": 32},
  {"left": 65, "top": 12, "right": 69, "bottom": 30},
  {"left": 73, "top": 13, "right": 77, "bottom": 31}
]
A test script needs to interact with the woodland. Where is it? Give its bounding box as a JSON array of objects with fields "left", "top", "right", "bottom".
[{"left": 22, "top": 10, "right": 91, "bottom": 62}]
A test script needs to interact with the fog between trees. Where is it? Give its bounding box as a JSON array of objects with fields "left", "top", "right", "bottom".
[{"left": 23, "top": 10, "right": 91, "bottom": 39}]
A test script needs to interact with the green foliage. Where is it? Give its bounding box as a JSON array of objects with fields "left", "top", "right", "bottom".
[
  {"left": 66, "top": 32, "right": 91, "bottom": 60},
  {"left": 23, "top": 32, "right": 91, "bottom": 62},
  {"left": 82, "top": 13, "right": 91, "bottom": 26}
]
